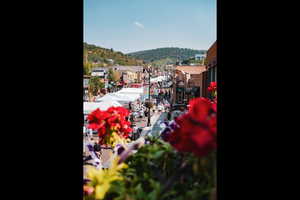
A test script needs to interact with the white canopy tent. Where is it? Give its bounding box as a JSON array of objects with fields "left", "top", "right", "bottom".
[
  {"left": 84, "top": 101, "right": 122, "bottom": 114},
  {"left": 150, "top": 76, "right": 167, "bottom": 83},
  {"left": 95, "top": 93, "right": 140, "bottom": 104},
  {"left": 116, "top": 88, "right": 144, "bottom": 103},
  {"left": 150, "top": 77, "right": 158, "bottom": 83},
  {"left": 117, "top": 87, "right": 144, "bottom": 95},
  {"left": 110, "top": 93, "right": 140, "bottom": 101}
]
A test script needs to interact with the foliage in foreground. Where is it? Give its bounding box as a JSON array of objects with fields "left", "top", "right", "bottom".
[
  {"left": 84, "top": 93, "right": 218, "bottom": 200},
  {"left": 104, "top": 138, "right": 216, "bottom": 200},
  {"left": 85, "top": 157, "right": 128, "bottom": 200}
]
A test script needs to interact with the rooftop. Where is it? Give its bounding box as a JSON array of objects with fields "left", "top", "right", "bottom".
[
  {"left": 175, "top": 65, "right": 206, "bottom": 74},
  {"left": 207, "top": 41, "right": 217, "bottom": 55},
  {"left": 206, "top": 41, "right": 217, "bottom": 67}
]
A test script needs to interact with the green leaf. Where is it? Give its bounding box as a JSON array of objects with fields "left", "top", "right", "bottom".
[
  {"left": 152, "top": 150, "right": 164, "bottom": 159},
  {"left": 135, "top": 184, "right": 145, "bottom": 199},
  {"left": 147, "top": 190, "right": 158, "bottom": 200}
]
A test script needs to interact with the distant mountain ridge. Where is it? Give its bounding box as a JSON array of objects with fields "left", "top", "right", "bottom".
[{"left": 127, "top": 47, "right": 206, "bottom": 64}]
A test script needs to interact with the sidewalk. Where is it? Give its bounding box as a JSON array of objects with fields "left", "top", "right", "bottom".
[
  {"left": 149, "top": 111, "right": 162, "bottom": 129},
  {"left": 150, "top": 112, "right": 167, "bottom": 137},
  {"left": 133, "top": 110, "right": 161, "bottom": 129}
]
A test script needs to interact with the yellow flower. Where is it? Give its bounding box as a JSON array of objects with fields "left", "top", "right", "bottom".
[
  {"left": 106, "top": 132, "right": 129, "bottom": 147},
  {"left": 85, "top": 157, "right": 128, "bottom": 200}
]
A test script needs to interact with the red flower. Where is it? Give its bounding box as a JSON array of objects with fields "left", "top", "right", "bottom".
[
  {"left": 107, "top": 115, "right": 119, "bottom": 125},
  {"left": 87, "top": 107, "right": 132, "bottom": 145},
  {"left": 208, "top": 114, "right": 217, "bottom": 136},
  {"left": 188, "top": 98, "right": 212, "bottom": 122},
  {"left": 190, "top": 127, "right": 216, "bottom": 157},
  {"left": 164, "top": 97, "right": 217, "bottom": 157},
  {"left": 106, "top": 106, "right": 130, "bottom": 117},
  {"left": 212, "top": 101, "right": 217, "bottom": 113},
  {"left": 115, "top": 106, "right": 130, "bottom": 117},
  {"left": 88, "top": 119, "right": 106, "bottom": 131},
  {"left": 208, "top": 81, "right": 217, "bottom": 92},
  {"left": 98, "top": 126, "right": 107, "bottom": 137},
  {"left": 168, "top": 115, "right": 197, "bottom": 152},
  {"left": 87, "top": 109, "right": 110, "bottom": 130}
]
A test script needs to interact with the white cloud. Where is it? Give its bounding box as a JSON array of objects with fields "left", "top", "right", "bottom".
[{"left": 134, "top": 21, "right": 144, "bottom": 29}]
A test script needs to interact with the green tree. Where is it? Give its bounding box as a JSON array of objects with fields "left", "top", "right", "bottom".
[
  {"left": 83, "top": 48, "right": 88, "bottom": 64},
  {"left": 83, "top": 62, "right": 92, "bottom": 75},
  {"left": 108, "top": 68, "right": 120, "bottom": 82},
  {"left": 89, "top": 76, "right": 105, "bottom": 96},
  {"left": 84, "top": 42, "right": 143, "bottom": 66},
  {"left": 127, "top": 47, "right": 207, "bottom": 64}
]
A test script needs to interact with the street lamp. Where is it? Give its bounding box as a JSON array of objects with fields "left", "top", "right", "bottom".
[{"left": 144, "top": 65, "right": 152, "bottom": 127}]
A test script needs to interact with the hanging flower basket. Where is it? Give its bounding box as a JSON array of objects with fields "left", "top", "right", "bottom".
[
  {"left": 208, "top": 82, "right": 217, "bottom": 98},
  {"left": 144, "top": 101, "right": 154, "bottom": 109}
]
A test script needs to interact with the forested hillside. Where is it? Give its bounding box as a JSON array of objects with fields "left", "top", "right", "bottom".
[
  {"left": 84, "top": 43, "right": 144, "bottom": 65},
  {"left": 83, "top": 43, "right": 144, "bottom": 75},
  {"left": 127, "top": 47, "right": 206, "bottom": 64}
]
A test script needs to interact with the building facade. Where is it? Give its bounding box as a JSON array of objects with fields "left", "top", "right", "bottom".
[
  {"left": 172, "top": 65, "right": 207, "bottom": 104},
  {"left": 83, "top": 75, "right": 91, "bottom": 101},
  {"left": 195, "top": 54, "right": 206, "bottom": 61},
  {"left": 110, "top": 65, "right": 144, "bottom": 84},
  {"left": 91, "top": 67, "right": 107, "bottom": 78},
  {"left": 204, "top": 41, "right": 217, "bottom": 98}
]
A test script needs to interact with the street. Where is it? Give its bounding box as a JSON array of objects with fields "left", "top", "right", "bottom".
[
  {"left": 132, "top": 110, "right": 166, "bottom": 136},
  {"left": 150, "top": 112, "right": 168, "bottom": 137}
]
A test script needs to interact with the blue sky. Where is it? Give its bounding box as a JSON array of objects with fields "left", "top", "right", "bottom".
[{"left": 84, "top": 0, "right": 216, "bottom": 53}]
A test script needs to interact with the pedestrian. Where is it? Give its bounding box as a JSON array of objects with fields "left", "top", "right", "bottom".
[
  {"left": 167, "top": 112, "right": 171, "bottom": 120},
  {"left": 129, "top": 102, "right": 132, "bottom": 111},
  {"left": 130, "top": 114, "right": 134, "bottom": 122}
]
